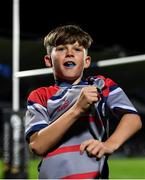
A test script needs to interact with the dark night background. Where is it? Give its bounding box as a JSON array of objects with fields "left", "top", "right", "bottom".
[
  {"left": 0, "top": 1, "right": 145, "bottom": 108},
  {"left": 0, "top": 0, "right": 145, "bottom": 158}
]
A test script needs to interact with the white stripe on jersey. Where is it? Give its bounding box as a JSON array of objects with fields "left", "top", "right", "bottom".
[
  {"left": 109, "top": 87, "right": 122, "bottom": 95},
  {"left": 28, "top": 102, "right": 47, "bottom": 112},
  {"left": 110, "top": 104, "right": 137, "bottom": 112},
  {"left": 25, "top": 120, "right": 48, "bottom": 133}
]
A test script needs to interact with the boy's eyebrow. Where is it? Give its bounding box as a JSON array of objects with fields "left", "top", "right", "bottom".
[{"left": 56, "top": 44, "right": 84, "bottom": 48}]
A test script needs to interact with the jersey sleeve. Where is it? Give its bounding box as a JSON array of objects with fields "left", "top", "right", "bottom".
[
  {"left": 105, "top": 77, "right": 138, "bottom": 119},
  {"left": 25, "top": 87, "right": 50, "bottom": 142}
]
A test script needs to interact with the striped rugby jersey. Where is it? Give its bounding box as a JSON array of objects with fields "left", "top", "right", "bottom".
[{"left": 25, "top": 75, "right": 138, "bottom": 179}]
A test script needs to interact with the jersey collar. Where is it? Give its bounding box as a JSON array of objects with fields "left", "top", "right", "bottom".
[{"left": 55, "top": 79, "right": 88, "bottom": 88}]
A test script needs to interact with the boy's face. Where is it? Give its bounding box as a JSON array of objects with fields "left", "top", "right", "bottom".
[{"left": 44, "top": 41, "right": 91, "bottom": 83}]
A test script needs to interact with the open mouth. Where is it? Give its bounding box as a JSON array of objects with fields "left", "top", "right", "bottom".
[{"left": 64, "top": 61, "right": 76, "bottom": 68}]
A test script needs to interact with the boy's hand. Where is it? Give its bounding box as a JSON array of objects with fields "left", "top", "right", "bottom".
[
  {"left": 74, "top": 86, "right": 99, "bottom": 113},
  {"left": 80, "top": 139, "right": 114, "bottom": 158}
]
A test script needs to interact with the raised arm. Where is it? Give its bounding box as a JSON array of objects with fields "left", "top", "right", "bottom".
[{"left": 29, "top": 86, "right": 99, "bottom": 156}]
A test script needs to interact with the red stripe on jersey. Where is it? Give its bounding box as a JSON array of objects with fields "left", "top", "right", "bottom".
[
  {"left": 89, "top": 115, "right": 95, "bottom": 122},
  {"left": 61, "top": 171, "right": 100, "bottom": 179},
  {"left": 105, "top": 77, "right": 117, "bottom": 87},
  {"left": 79, "top": 115, "right": 103, "bottom": 126},
  {"left": 45, "top": 145, "right": 80, "bottom": 158},
  {"left": 28, "top": 85, "right": 59, "bottom": 107},
  {"left": 79, "top": 116, "right": 103, "bottom": 127},
  {"left": 103, "top": 78, "right": 117, "bottom": 97},
  {"left": 79, "top": 115, "right": 95, "bottom": 122},
  {"left": 102, "top": 88, "right": 109, "bottom": 97}
]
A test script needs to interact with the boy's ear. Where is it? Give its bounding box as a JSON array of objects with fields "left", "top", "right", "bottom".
[
  {"left": 44, "top": 55, "right": 52, "bottom": 67},
  {"left": 84, "top": 56, "right": 91, "bottom": 69}
]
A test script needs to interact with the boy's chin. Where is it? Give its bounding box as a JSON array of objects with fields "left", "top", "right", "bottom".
[{"left": 56, "top": 77, "right": 81, "bottom": 84}]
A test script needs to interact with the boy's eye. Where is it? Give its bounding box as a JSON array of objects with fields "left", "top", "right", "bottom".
[
  {"left": 75, "top": 48, "right": 81, "bottom": 51},
  {"left": 57, "top": 47, "right": 65, "bottom": 51},
  {"left": 74, "top": 47, "right": 82, "bottom": 52}
]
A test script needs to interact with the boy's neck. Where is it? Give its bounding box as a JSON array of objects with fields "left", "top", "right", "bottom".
[
  {"left": 55, "top": 77, "right": 87, "bottom": 87},
  {"left": 55, "top": 78, "right": 82, "bottom": 86}
]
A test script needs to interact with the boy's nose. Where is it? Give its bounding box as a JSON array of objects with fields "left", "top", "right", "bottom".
[{"left": 66, "top": 49, "right": 74, "bottom": 57}]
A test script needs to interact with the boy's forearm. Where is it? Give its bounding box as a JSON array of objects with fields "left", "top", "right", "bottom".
[
  {"left": 105, "top": 114, "right": 142, "bottom": 152},
  {"left": 29, "top": 105, "right": 82, "bottom": 156},
  {"left": 29, "top": 86, "right": 99, "bottom": 156}
]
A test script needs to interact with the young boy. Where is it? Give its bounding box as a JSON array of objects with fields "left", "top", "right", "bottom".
[{"left": 25, "top": 25, "right": 142, "bottom": 179}]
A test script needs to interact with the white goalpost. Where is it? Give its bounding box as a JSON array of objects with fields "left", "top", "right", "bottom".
[{"left": 12, "top": 0, "right": 20, "bottom": 111}]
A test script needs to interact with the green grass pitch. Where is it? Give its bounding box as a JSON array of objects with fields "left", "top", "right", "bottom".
[{"left": 0, "top": 157, "right": 145, "bottom": 179}]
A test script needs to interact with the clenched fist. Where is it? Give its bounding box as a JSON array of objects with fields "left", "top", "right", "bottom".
[{"left": 74, "top": 86, "right": 99, "bottom": 113}]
